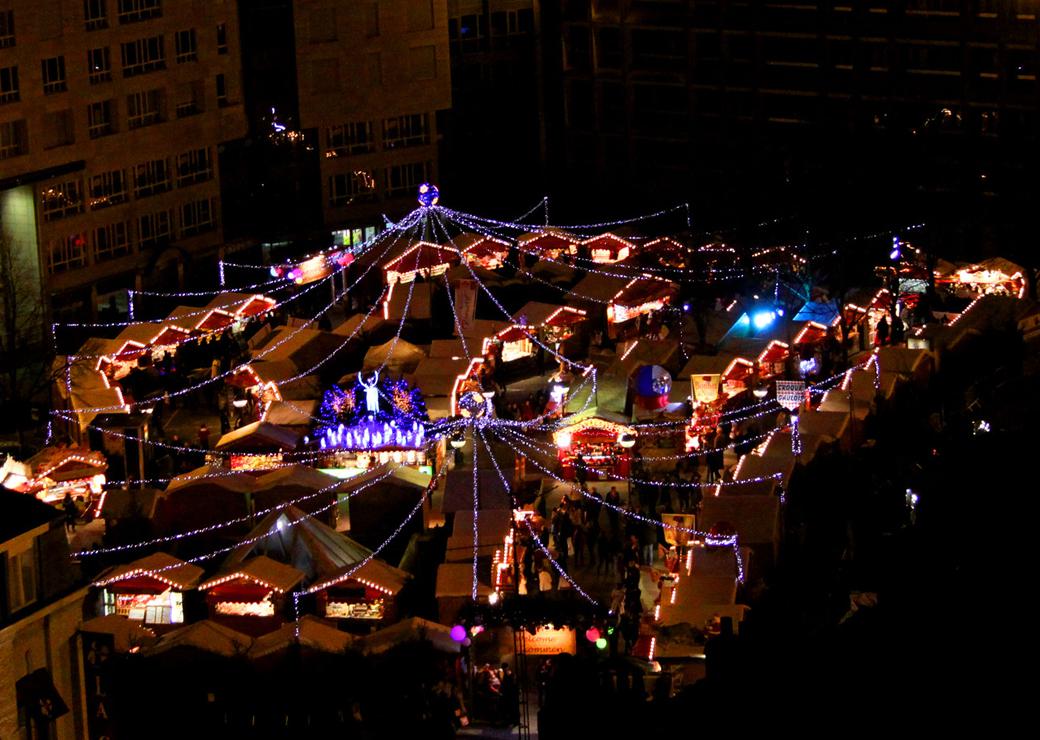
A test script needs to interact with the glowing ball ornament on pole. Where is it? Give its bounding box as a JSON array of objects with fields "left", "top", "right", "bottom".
[{"left": 417, "top": 182, "right": 440, "bottom": 208}]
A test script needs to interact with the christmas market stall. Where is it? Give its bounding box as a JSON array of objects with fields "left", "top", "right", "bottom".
[
  {"left": 199, "top": 555, "right": 305, "bottom": 637},
  {"left": 383, "top": 241, "right": 461, "bottom": 285},
  {"left": 93, "top": 552, "right": 204, "bottom": 630},
  {"left": 579, "top": 230, "right": 637, "bottom": 264},
  {"left": 516, "top": 228, "right": 580, "bottom": 262},
  {"left": 606, "top": 275, "right": 679, "bottom": 335},
  {"left": 1, "top": 445, "right": 107, "bottom": 506},
  {"left": 452, "top": 232, "right": 511, "bottom": 269},
  {"left": 315, "top": 373, "right": 432, "bottom": 475},
  {"left": 213, "top": 420, "right": 300, "bottom": 470},
  {"left": 552, "top": 412, "right": 636, "bottom": 481},
  {"left": 937, "top": 257, "right": 1026, "bottom": 299}
]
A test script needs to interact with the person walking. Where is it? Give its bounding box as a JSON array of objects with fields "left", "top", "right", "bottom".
[
  {"left": 197, "top": 422, "right": 210, "bottom": 449},
  {"left": 62, "top": 492, "right": 78, "bottom": 533}
]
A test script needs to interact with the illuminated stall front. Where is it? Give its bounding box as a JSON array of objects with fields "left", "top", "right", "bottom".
[
  {"left": 200, "top": 555, "right": 305, "bottom": 637},
  {"left": 483, "top": 326, "right": 535, "bottom": 364},
  {"left": 581, "top": 231, "right": 636, "bottom": 264},
  {"left": 1, "top": 445, "right": 107, "bottom": 506},
  {"left": 453, "top": 232, "right": 511, "bottom": 269},
  {"left": 606, "top": 276, "right": 678, "bottom": 327},
  {"left": 938, "top": 257, "right": 1027, "bottom": 299},
  {"left": 213, "top": 420, "right": 300, "bottom": 471},
  {"left": 517, "top": 228, "right": 580, "bottom": 261},
  {"left": 383, "top": 241, "right": 461, "bottom": 285},
  {"left": 316, "top": 373, "right": 432, "bottom": 477},
  {"left": 94, "top": 552, "right": 203, "bottom": 631},
  {"left": 553, "top": 414, "right": 635, "bottom": 481}
]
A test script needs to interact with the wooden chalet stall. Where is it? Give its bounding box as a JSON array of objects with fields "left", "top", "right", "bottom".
[
  {"left": 516, "top": 228, "right": 580, "bottom": 262},
  {"left": 93, "top": 552, "right": 203, "bottom": 631},
  {"left": 383, "top": 241, "right": 461, "bottom": 285},
  {"left": 199, "top": 555, "right": 305, "bottom": 637},
  {"left": 580, "top": 231, "right": 637, "bottom": 264},
  {"left": 213, "top": 420, "right": 300, "bottom": 471},
  {"left": 1, "top": 445, "right": 108, "bottom": 506},
  {"left": 606, "top": 275, "right": 678, "bottom": 333},
  {"left": 453, "top": 232, "right": 511, "bottom": 269},
  {"left": 553, "top": 412, "right": 635, "bottom": 481}
]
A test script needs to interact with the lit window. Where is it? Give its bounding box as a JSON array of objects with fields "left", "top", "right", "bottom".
[
  {"left": 89, "top": 169, "right": 128, "bottom": 209},
  {"left": 48, "top": 234, "right": 88, "bottom": 274},
  {"left": 41, "top": 180, "right": 84, "bottom": 221},
  {"left": 88, "top": 47, "right": 111, "bottom": 83},
  {"left": 326, "top": 121, "right": 374, "bottom": 157},
  {"left": 329, "top": 171, "right": 377, "bottom": 207}
]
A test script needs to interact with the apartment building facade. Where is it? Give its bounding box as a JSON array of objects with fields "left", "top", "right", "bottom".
[
  {"left": 556, "top": 0, "right": 1040, "bottom": 216},
  {"left": 292, "top": 0, "right": 451, "bottom": 245},
  {"left": 0, "top": 0, "right": 247, "bottom": 321}
]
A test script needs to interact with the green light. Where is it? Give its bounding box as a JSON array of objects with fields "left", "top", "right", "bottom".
[{"left": 595, "top": 638, "right": 607, "bottom": 649}]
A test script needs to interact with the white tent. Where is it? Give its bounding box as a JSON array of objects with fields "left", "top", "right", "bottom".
[{"left": 362, "top": 339, "right": 427, "bottom": 374}]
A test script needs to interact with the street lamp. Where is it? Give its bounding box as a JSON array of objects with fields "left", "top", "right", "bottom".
[{"left": 753, "top": 383, "right": 769, "bottom": 400}]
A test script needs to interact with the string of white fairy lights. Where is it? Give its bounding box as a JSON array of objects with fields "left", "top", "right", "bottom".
[
  {"left": 57, "top": 211, "right": 421, "bottom": 415},
  {"left": 476, "top": 425, "right": 599, "bottom": 605},
  {"left": 73, "top": 468, "right": 396, "bottom": 557},
  {"left": 486, "top": 423, "right": 745, "bottom": 583}
]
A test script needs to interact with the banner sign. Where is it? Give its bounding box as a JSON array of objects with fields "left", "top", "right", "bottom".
[
  {"left": 776, "top": 380, "right": 805, "bottom": 411},
  {"left": 453, "top": 279, "right": 477, "bottom": 336},
  {"left": 691, "top": 374, "right": 721, "bottom": 405}
]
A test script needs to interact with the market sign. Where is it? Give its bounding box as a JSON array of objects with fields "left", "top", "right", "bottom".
[
  {"left": 691, "top": 374, "right": 721, "bottom": 405},
  {"left": 521, "top": 626, "right": 576, "bottom": 655},
  {"left": 776, "top": 380, "right": 806, "bottom": 411}
]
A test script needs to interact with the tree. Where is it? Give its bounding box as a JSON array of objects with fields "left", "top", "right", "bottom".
[{"left": 0, "top": 232, "right": 54, "bottom": 446}]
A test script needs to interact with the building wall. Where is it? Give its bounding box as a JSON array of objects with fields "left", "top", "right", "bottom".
[
  {"left": 557, "top": 0, "right": 1040, "bottom": 213},
  {"left": 293, "top": 0, "right": 451, "bottom": 231},
  {"left": 0, "top": 585, "right": 89, "bottom": 740},
  {"left": 0, "top": 0, "right": 248, "bottom": 317}
]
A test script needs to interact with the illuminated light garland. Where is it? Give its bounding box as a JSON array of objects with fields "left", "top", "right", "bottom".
[
  {"left": 57, "top": 212, "right": 419, "bottom": 415},
  {"left": 476, "top": 426, "right": 599, "bottom": 605},
  {"left": 491, "top": 425, "right": 745, "bottom": 584},
  {"left": 302, "top": 459, "right": 449, "bottom": 595},
  {"left": 73, "top": 469, "right": 395, "bottom": 557},
  {"left": 472, "top": 428, "right": 480, "bottom": 601}
]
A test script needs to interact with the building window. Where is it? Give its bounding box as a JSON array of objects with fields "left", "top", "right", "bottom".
[
  {"left": 0, "top": 119, "right": 27, "bottom": 159},
  {"left": 329, "top": 171, "right": 377, "bottom": 206},
  {"left": 6, "top": 546, "right": 37, "bottom": 611},
  {"left": 176, "top": 147, "right": 212, "bottom": 186},
  {"left": 121, "top": 36, "right": 165, "bottom": 76},
  {"left": 41, "top": 56, "right": 67, "bottom": 94},
  {"left": 41, "top": 180, "right": 84, "bottom": 221},
  {"left": 326, "top": 122, "right": 374, "bottom": 157},
  {"left": 88, "top": 47, "right": 112, "bottom": 83},
  {"left": 94, "top": 221, "right": 132, "bottom": 261},
  {"left": 138, "top": 209, "right": 173, "bottom": 249},
  {"left": 216, "top": 73, "right": 227, "bottom": 106},
  {"left": 89, "top": 169, "right": 129, "bottom": 209},
  {"left": 84, "top": 0, "right": 108, "bottom": 31},
  {"left": 0, "top": 10, "right": 15, "bottom": 48},
  {"left": 117, "top": 0, "right": 161, "bottom": 24},
  {"left": 180, "top": 198, "right": 214, "bottom": 236},
  {"left": 175, "top": 29, "right": 197, "bottom": 62},
  {"left": 216, "top": 23, "right": 228, "bottom": 54},
  {"left": 175, "top": 80, "right": 203, "bottom": 118},
  {"left": 364, "top": 3, "right": 379, "bottom": 37},
  {"left": 134, "top": 157, "right": 171, "bottom": 197},
  {"left": 309, "top": 8, "right": 336, "bottom": 42},
  {"left": 0, "top": 65, "right": 19, "bottom": 104},
  {"left": 385, "top": 161, "right": 429, "bottom": 198},
  {"left": 88, "top": 99, "right": 115, "bottom": 138},
  {"left": 126, "top": 88, "right": 163, "bottom": 129},
  {"left": 48, "top": 234, "right": 88, "bottom": 273},
  {"left": 383, "top": 113, "right": 429, "bottom": 149}
]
